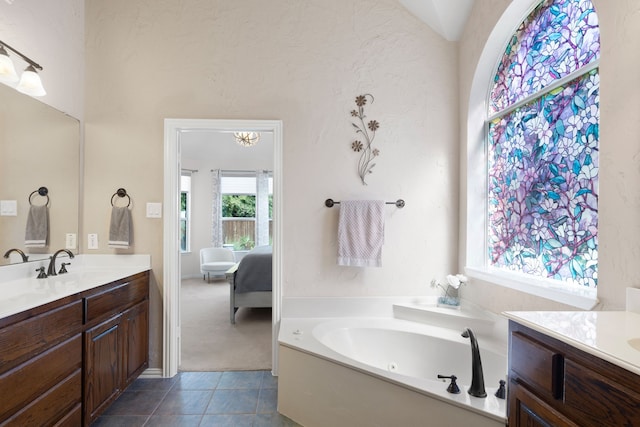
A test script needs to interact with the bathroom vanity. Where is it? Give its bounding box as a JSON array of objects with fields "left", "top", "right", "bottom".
[
  {"left": 0, "top": 257, "right": 150, "bottom": 426},
  {"left": 505, "top": 311, "right": 640, "bottom": 426}
]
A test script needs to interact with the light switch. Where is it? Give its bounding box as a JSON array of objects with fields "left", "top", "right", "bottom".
[
  {"left": 0, "top": 200, "right": 17, "bottom": 216},
  {"left": 146, "top": 202, "right": 162, "bottom": 218},
  {"left": 88, "top": 233, "right": 99, "bottom": 249}
]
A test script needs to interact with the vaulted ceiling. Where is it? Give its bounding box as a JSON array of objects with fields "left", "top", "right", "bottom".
[{"left": 398, "top": 0, "right": 475, "bottom": 41}]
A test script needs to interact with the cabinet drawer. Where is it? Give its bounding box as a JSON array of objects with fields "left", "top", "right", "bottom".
[
  {"left": 0, "top": 334, "right": 82, "bottom": 423},
  {"left": 508, "top": 379, "right": 579, "bottom": 427},
  {"left": 0, "top": 300, "right": 82, "bottom": 371},
  {"left": 53, "top": 403, "right": 82, "bottom": 427},
  {"left": 84, "top": 273, "right": 148, "bottom": 324},
  {"left": 563, "top": 358, "right": 640, "bottom": 426},
  {"left": 510, "top": 332, "right": 564, "bottom": 399},
  {"left": 1, "top": 369, "right": 81, "bottom": 427}
]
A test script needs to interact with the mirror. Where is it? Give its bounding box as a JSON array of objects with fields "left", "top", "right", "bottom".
[{"left": 0, "top": 83, "right": 80, "bottom": 266}]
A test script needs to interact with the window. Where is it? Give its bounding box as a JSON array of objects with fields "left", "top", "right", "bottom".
[
  {"left": 486, "top": 0, "right": 599, "bottom": 288},
  {"left": 221, "top": 172, "right": 273, "bottom": 250},
  {"left": 180, "top": 174, "right": 192, "bottom": 252}
]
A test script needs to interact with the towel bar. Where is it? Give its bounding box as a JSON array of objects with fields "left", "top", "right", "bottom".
[{"left": 324, "top": 198, "right": 405, "bottom": 208}]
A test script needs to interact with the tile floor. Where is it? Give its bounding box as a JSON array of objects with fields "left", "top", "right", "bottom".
[{"left": 92, "top": 370, "right": 302, "bottom": 427}]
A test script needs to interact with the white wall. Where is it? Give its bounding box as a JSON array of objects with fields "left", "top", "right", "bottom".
[
  {"left": 0, "top": 0, "right": 84, "bottom": 120},
  {"left": 84, "top": 0, "right": 458, "bottom": 368}
]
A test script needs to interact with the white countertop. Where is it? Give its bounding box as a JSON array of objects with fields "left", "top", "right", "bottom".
[
  {"left": 0, "top": 254, "right": 151, "bottom": 319},
  {"left": 504, "top": 310, "right": 640, "bottom": 376}
]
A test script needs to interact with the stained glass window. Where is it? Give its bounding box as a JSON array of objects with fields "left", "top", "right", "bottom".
[
  {"left": 489, "top": 0, "right": 600, "bottom": 115},
  {"left": 487, "top": 0, "right": 599, "bottom": 288}
]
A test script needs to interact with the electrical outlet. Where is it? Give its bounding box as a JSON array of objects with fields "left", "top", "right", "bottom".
[
  {"left": 88, "top": 233, "right": 98, "bottom": 250},
  {"left": 65, "top": 233, "right": 77, "bottom": 249}
]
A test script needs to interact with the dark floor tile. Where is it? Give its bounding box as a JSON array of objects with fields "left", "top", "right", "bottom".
[
  {"left": 206, "top": 389, "right": 259, "bottom": 414},
  {"left": 90, "top": 415, "right": 148, "bottom": 426},
  {"left": 154, "top": 390, "right": 213, "bottom": 415},
  {"left": 174, "top": 371, "right": 222, "bottom": 390},
  {"left": 102, "top": 390, "right": 166, "bottom": 416},
  {"left": 199, "top": 414, "right": 255, "bottom": 427},
  {"left": 257, "top": 388, "right": 277, "bottom": 414},
  {"left": 145, "top": 414, "right": 203, "bottom": 426},
  {"left": 261, "top": 371, "right": 278, "bottom": 389},
  {"left": 126, "top": 377, "right": 177, "bottom": 392},
  {"left": 217, "top": 371, "right": 263, "bottom": 389},
  {"left": 254, "top": 412, "right": 303, "bottom": 427}
]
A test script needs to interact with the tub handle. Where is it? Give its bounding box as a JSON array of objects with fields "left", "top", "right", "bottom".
[{"left": 437, "top": 374, "right": 461, "bottom": 394}]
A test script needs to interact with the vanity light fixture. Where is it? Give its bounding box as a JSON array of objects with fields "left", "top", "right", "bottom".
[
  {"left": 0, "top": 40, "right": 46, "bottom": 97},
  {"left": 233, "top": 131, "right": 261, "bottom": 147}
]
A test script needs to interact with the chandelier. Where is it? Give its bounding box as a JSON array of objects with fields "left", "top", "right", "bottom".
[{"left": 233, "top": 131, "right": 260, "bottom": 147}]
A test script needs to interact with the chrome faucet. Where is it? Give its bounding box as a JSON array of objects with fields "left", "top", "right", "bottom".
[
  {"left": 3, "top": 248, "right": 29, "bottom": 263},
  {"left": 47, "top": 249, "right": 75, "bottom": 276},
  {"left": 461, "top": 328, "right": 487, "bottom": 398}
]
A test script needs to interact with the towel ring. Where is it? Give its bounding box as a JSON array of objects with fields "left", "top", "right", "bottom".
[
  {"left": 28, "top": 187, "right": 50, "bottom": 207},
  {"left": 111, "top": 188, "right": 131, "bottom": 207}
]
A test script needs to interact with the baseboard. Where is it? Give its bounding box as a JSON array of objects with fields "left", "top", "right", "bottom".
[{"left": 139, "top": 367, "right": 164, "bottom": 378}]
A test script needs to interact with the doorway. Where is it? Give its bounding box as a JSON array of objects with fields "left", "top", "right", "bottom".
[{"left": 163, "top": 119, "right": 283, "bottom": 378}]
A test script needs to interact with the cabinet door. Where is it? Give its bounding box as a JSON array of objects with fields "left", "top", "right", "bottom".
[
  {"left": 509, "top": 380, "right": 579, "bottom": 427},
  {"left": 122, "top": 300, "right": 149, "bottom": 386},
  {"left": 84, "top": 314, "right": 122, "bottom": 425}
]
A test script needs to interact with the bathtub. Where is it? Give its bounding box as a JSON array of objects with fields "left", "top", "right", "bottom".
[{"left": 278, "top": 316, "right": 507, "bottom": 427}]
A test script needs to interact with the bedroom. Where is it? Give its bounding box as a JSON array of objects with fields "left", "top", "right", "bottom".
[{"left": 179, "top": 128, "right": 274, "bottom": 372}]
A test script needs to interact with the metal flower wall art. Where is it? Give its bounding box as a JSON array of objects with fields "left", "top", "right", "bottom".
[{"left": 350, "top": 94, "right": 380, "bottom": 185}]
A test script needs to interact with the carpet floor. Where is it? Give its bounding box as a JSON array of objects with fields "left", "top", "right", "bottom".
[{"left": 179, "top": 277, "right": 272, "bottom": 372}]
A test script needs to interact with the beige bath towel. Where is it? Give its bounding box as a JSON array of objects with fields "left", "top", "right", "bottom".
[
  {"left": 25, "top": 205, "right": 49, "bottom": 247},
  {"left": 109, "top": 206, "right": 132, "bottom": 248}
]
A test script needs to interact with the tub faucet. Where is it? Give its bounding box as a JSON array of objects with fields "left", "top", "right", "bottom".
[
  {"left": 461, "top": 328, "right": 487, "bottom": 398},
  {"left": 3, "top": 248, "right": 29, "bottom": 263},
  {"left": 47, "top": 249, "right": 74, "bottom": 276}
]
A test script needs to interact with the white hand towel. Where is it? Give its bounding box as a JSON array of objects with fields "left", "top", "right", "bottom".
[
  {"left": 25, "top": 205, "right": 49, "bottom": 247},
  {"left": 109, "top": 206, "right": 132, "bottom": 248},
  {"left": 337, "top": 200, "right": 385, "bottom": 267}
]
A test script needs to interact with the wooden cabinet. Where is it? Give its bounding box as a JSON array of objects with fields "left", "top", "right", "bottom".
[
  {"left": 0, "top": 300, "right": 83, "bottom": 427},
  {"left": 508, "top": 321, "right": 640, "bottom": 427},
  {"left": 122, "top": 300, "right": 149, "bottom": 386},
  {"left": 83, "top": 272, "right": 149, "bottom": 426},
  {"left": 84, "top": 314, "right": 123, "bottom": 424},
  {"left": 0, "top": 270, "right": 149, "bottom": 427}
]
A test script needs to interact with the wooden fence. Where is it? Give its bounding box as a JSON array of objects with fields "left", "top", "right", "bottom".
[{"left": 222, "top": 218, "right": 272, "bottom": 246}]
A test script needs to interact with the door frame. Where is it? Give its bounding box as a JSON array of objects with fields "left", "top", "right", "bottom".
[{"left": 163, "top": 118, "right": 283, "bottom": 377}]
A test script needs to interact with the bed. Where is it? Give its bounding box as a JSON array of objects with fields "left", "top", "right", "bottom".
[{"left": 225, "top": 245, "right": 273, "bottom": 324}]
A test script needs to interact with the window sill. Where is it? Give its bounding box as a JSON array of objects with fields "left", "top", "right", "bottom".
[{"left": 465, "top": 266, "right": 599, "bottom": 310}]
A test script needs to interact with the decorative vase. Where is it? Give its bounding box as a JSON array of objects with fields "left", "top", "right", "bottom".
[{"left": 437, "top": 286, "right": 460, "bottom": 309}]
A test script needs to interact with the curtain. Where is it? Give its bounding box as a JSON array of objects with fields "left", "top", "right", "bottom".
[
  {"left": 210, "top": 169, "right": 222, "bottom": 247},
  {"left": 255, "top": 170, "right": 270, "bottom": 247}
]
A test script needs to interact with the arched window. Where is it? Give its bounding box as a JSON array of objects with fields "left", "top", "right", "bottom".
[{"left": 486, "top": 0, "right": 599, "bottom": 288}]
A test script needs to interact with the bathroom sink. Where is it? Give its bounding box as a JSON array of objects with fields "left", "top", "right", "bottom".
[{"left": 627, "top": 338, "right": 640, "bottom": 352}]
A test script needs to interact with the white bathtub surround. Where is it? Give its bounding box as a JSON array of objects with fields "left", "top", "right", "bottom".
[
  {"left": 393, "top": 297, "right": 508, "bottom": 341},
  {"left": 278, "top": 296, "right": 508, "bottom": 426},
  {"left": 0, "top": 254, "right": 150, "bottom": 318}
]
